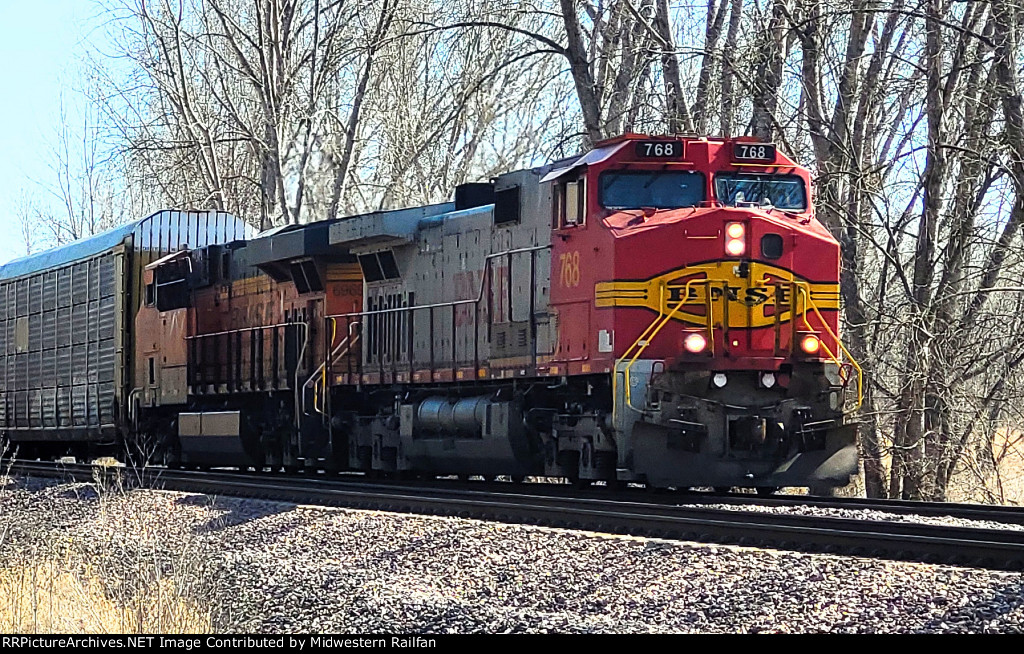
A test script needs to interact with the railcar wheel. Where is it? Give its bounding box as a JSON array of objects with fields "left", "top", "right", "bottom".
[
  {"left": 756, "top": 486, "right": 779, "bottom": 496},
  {"left": 713, "top": 486, "right": 732, "bottom": 494}
]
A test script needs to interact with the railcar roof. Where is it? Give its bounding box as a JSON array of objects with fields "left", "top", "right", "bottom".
[
  {"left": 0, "top": 210, "right": 248, "bottom": 282},
  {"left": 0, "top": 220, "right": 141, "bottom": 282}
]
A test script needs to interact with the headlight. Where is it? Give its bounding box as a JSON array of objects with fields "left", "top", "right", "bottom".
[
  {"left": 683, "top": 332, "right": 707, "bottom": 353},
  {"left": 800, "top": 334, "right": 821, "bottom": 355},
  {"left": 724, "top": 222, "right": 746, "bottom": 256}
]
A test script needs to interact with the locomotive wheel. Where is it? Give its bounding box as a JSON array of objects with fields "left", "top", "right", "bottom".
[
  {"left": 574, "top": 442, "right": 594, "bottom": 489},
  {"left": 756, "top": 486, "right": 779, "bottom": 496},
  {"left": 808, "top": 484, "right": 836, "bottom": 497},
  {"left": 713, "top": 486, "right": 732, "bottom": 494},
  {"left": 511, "top": 475, "right": 526, "bottom": 484}
]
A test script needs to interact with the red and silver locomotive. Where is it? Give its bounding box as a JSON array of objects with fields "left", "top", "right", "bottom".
[{"left": 1, "top": 134, "right": 859, "bottom": 491}]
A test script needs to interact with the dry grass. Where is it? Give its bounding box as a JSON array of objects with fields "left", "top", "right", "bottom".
[
  {"left": 990, "top": 429, "right": 1024, "bottom": 504},
  {"left": 0, "top": 462, "right": 222, "bottom": 634},
  {"left": 0, "top": 560, "right": 210, "bottom": 633}
]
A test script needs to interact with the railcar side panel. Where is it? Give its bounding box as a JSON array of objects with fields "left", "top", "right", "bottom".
[
  {"left": 0, "top": 210, "right": 249, "bottom": 445},
  {"left": 0, "top": 250, "right": 121, "bottom": 440}
]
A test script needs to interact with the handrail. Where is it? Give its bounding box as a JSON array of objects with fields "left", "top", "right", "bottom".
[
  {"left": 323, "top": 244, "right": 551, "bottom": 321},
  {"left": 610, "top": 278, "right": 862, "bottom": 424},
  {"left": 795, "top": 283, "right": 863, "bottom": 410},
  {"left": 319, "top": 318, "right": 339, "bottom": 413},
  {"left": 614, "top": 279, "right": 707, "bottom": 417},
  {"left": 188, "top": 321, "right": 308, "bottom": 393},
  {"left": 314, "top": 243, "right": 552, "bottom": 420},
  {"left": 185, "top": 322, "right": 301, "bottom": 340},
  {"left": 304, "top": 319, "right": 359, "bottom": 416}
]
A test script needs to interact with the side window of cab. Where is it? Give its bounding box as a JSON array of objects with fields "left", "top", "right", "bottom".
[{"left": 554, "top": 177, "right": 586, "bottom": 229}]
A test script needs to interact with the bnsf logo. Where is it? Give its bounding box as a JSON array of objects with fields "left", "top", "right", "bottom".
[
  {"left": 667, "top": 283, "right": 779, "bottom": 307},
  {"left": 594, "top": 260, "right": 838, "bottom": 329}
]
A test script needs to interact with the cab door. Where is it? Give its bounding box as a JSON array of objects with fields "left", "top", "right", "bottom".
[{"left": 549, "top": 174, "right": 598, "bottom": 371}]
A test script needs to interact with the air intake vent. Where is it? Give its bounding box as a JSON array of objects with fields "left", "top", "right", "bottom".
[
  {"left": 454, "top": 182, "right": 495, "bottom": 210},
  {"left": 358, "top": 252, "right": 401, "bottom": 283},
  {"left": 289, "top": 259, "right": 323, "bottom": 294},
  {"left": 494, "top": 186, "right": 520, "bottom": 225}
]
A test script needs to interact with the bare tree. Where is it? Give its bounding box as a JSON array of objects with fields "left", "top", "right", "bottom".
[
  {"left": 14, "top": 192, "right": 41, "bottom": 257},
  {"left": 90, "top": 0, "right": 571, "bottom": 225}
]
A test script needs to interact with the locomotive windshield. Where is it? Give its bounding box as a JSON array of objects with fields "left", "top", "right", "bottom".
[
  {"left": 715, "top": 173, "right": 807, "bottom": 210},
  {"left": 599, "top": 170, "right": 706, "bottom": 209}
]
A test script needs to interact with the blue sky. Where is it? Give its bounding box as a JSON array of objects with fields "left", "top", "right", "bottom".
[{"left": 0, "top": 0, "right": 100, "bottom": 263}]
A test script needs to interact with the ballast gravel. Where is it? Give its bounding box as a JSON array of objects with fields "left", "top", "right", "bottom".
[{"left": 1, "top": 475, "right": 1022, "bottom": 633}]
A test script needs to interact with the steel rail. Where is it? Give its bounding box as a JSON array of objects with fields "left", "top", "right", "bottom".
[
  {"left": 6, "top": 460, "right": 1024, "bottom": 572},
  {"left": 168, "top": 467, "right": 1024, "bottom": 527},
  {"left": 689, "top": 490, "right": 1024, "bottom": 526},
  {"left": 315, "top": 473, "right": 1024, "bottom": 527}
]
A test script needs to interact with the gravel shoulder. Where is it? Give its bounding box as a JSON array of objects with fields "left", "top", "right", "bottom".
[{"left": 2, "top": 475, "right": 1022, "bottom": 633}]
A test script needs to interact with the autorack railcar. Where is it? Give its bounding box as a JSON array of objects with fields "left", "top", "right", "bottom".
[{"left": 0, "top": 211, "right": 248, "bottom": 458}]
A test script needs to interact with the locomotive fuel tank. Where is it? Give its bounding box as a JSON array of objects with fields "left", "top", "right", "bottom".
[
  {"left": 342, "top": 396, "right": 536, "bottom": 477},
  {"left": 414, "top": 396, "right": 491, "bottom": 435},
  {"left": 177, "top": 411, "right": 252, "bottom": 467}
]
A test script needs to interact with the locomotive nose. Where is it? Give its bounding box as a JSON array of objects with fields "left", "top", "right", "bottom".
[{"left": 597, "top": 203, "right": 841, "bottom": 363}]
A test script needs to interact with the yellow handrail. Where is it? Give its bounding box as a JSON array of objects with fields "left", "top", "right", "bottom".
[
  {"left": 316, "top": 318, "right": 339, "bottom": 414},
  {"left": 609, "top": 277, "right": 862, "bottom": 423},
  {"left": 310, "top": 318, "right": 355, "bottom": 417},
  {"left": 795, "top": 283, "right": 863, "bottom": 410},
  {"left": 615, "top": 279, "right": 708, "bottom": 415}
]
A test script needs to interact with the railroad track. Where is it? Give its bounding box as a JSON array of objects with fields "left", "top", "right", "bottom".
[
  {"left": 6, "top": 459, "right": 1024, "bottom": 572},
  {"left": 702, "top": 491, "right": 1024, "bottom": 524},
  {"left": 337, "top": 474, "right": 1024, "bottom": 527}
]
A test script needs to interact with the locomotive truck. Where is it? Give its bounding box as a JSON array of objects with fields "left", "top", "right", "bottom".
[{"left": 0, "top": 134, "right": 860, "bottom": 491}]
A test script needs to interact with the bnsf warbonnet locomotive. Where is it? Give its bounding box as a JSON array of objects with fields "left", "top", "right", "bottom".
[{"left": 0, "top": 134, "right": 860, "bottom": 490}]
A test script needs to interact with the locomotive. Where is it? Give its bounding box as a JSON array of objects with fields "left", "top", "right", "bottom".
[{"left": 0, "top": 134, "right": 860, "bottom": 491}]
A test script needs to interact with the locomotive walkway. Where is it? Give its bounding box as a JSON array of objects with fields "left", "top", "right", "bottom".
[{"left": 7, "top": 459, "right": 1024, "bottom": 572}]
